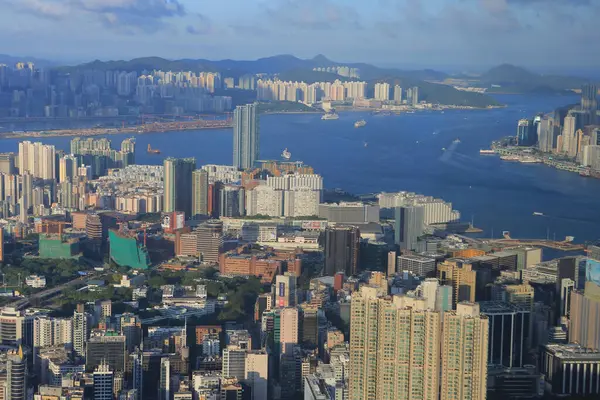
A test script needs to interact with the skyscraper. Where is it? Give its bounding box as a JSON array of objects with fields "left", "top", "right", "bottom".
[
  {"left": 233, "top": 103, "right": 259, "bottom": 170},
  {"left": 72, "top": 306, "right": 89, "bottom": 357},
  {"left": 441, "top": 303, "right": 489, "bottom": 400},
  {"left": 349, "top": 287, "right": 441, "bottom": 400},
  {"left": 93, "top": 362, "right": 114, "bottom": 400},
  {"left": 280, "top": 307, "right": 299, "bottom": 354},
  {"left": 324, "top": 226, "right": 360, "bottom": 276},
  {"left": 163, "top": 157, "right": 196, "bottom": 217},
  {"left": 394, "top": 206, "right": 425, "bottom": 251},
  {"left": 191, "top": 169, "right": 209, "bottom": 218},
  {"left": 275, "top": 274, "right": 297, "bottom": 308},
  {"left": 581, "top": 84, "right": 598, "bottom": 112},
  {"left": 7, "top": 347, "right": 27, "bottom": 400},
  {"left": 159, "top": 357, "right": 170, "bottom": 400},
  {"left": 244, "top": 350, "right": 269, "bottom": 400}
]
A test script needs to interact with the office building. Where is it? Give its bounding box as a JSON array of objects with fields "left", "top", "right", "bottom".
[
  {"left": 479, "top": 301, "right": 531, "bottom": 368},
  {"left": 244, "top": 351, "right": 268, "bottom": 400},
  {"left": 581, "top": 83, "right": 598, "bottom": 112},
  {"left": 397, "top": 254, "right": 436, "bottom": 277},
  {"left": 93, "top": 362, "right": 114, "bottom": 400},
  {"left": 192, "top": 169, "right": 209, "bottom": 218},
  {"left": 349, "top": 287, "right": 441, "bottom": 400},
  {"left": 541, "top": 344, "right": 600, "bottom": 396},
  {"left": 86, "top": 333, "right": 127, "bottom": 372},
  {"left": 394, "top": 206, "right": 424, "bottom": 251},
  {"left": 275, "top": 274, "right": 297, "bottom": 308},
  {"left": 517, "top": 119, "right": 535, "bottom": 146},
  {"left": 233, "top": 103, "right": 259, "bottom": 170},
  {"left": 197, "top": 220, "right": 223, "bottom": 264},
  {"left": 324, "top": 226, "right": 360, "bottom": 276},
  {"left": 7, "top": 347, "right": 27, "bottom": 400},
  {"left": 301, "top": 305, "right": 319, "bottom": 347},
  {"left": 0, "top": 307, "right": 24, "bottom": 344},
  {"left": 159, "top": 357, "right": 170, "bottom": 400},
  {"left": 441, "top": 303, "right": 489, "bottom": 400},
  {"left": 538, "top": 115, "right": 557, "bottom": 153},
  {"left": 163, "top": 157, "right": 196, "bottom": 216},
  {"left": 562, "top": 115, "right": 577, "bottom": 156}
]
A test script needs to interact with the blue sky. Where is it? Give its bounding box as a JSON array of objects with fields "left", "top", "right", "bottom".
[{"left": 0, "top": 0, "right": 598, "bottom": 70}]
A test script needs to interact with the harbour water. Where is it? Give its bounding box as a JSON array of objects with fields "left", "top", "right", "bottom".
[{"left": 1, "top": 94, "right": 598, "bottom": 245}]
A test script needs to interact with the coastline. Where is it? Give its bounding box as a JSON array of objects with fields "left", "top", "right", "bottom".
[{"left": 0, "top": 122, "right": 233, "bottom": 140}]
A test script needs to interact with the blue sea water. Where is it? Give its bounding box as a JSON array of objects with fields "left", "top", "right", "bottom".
[{"left": 1, "top": 94, "right": 598, "bottom": 244}]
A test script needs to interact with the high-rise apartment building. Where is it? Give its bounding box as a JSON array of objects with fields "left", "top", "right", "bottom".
[
  {"left": 374, "top": 82, "right": 390, "bottom": 101},
  {"left": 393, "top": 85, "right": 402, "bottom": 104},
  {"left": 33, "top": 316, "right": 73, "bottom": 348},
  {"left": 437, "top": 259, "right": 479, "bottom": 307},
  {"left": 441, "top": 303, "right": 489, "bottom": 400},
  {"left": 163, "top": 157, "right": 196, "bottom": 217},
  {"left": 349, "top": 287, "right": 441, "bottom": 400},
  {"left": 324, "top": 226, "right": 360, "bottom": 276},
  {"left": 18, "top": 141, "right": 56, "bottom": 179},
  {"left": 72, "top": 306, "right": 89, "bottom": 357},
  {"left": 192, "top": 169, "right": 209, "bottom": 218},
  {"left": 233, "top": 103, "right": 259, "bottom": 170}
]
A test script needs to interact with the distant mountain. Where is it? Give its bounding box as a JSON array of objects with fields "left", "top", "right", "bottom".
[
  {"left": 0, "top": 54, "right": 57, "bottom": 68},
  {"left": 478, "top": 64, "right": 592, "bottom": 93}
]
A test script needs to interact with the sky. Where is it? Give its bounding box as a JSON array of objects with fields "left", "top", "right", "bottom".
[{"left": 0, "top": 0, "right": 599, "bottom": 71}]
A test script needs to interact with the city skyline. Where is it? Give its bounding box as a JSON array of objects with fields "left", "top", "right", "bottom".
[{"left": 0, "top": 1, "right": 599, "bottom": 71}]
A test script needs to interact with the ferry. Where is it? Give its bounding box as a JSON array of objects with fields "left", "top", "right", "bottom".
[
  {"left": 533, "top": 212, "right": 544, "bottom": 216},
  {"left": 147, "top": 144, "right": 161, "bottom": 154},
  {"left": 281, "top": 148, "right": 291, "bottom": 160},
  {"left": 354, "top": 120, "right": 367, "bottom": 128},
  {"left": 321, "top": 113, "right": 339, "bottom": 120},
  {"left": 479, "top": 149, "right": 496, "bottom": 155}
]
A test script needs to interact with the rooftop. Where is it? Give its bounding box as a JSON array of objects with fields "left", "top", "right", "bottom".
[{"left": 545, "top": 344, "right": 600, "bottom": 360}]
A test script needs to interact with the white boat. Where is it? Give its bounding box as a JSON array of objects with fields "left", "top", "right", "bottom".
[
  {"left": 354, "top": 120, "right": 367, "bottom": 128},
  {"left": 321, "top": 113, "right": 339, "bottom": 120},
  {"left": 479, "top": 149, "right": 495, "bottom": 155},
  {"left": 533, "top": 212, "right": 544, "bottom": 216},
  {"left": 364, "top": 142, "right": 368, "bottom": 148},
  {"left": 453, "top": 138, "right": 461, "bottom": 144},
  {"left": 281, "top": 148, "right": 291, "bottom": 160}
]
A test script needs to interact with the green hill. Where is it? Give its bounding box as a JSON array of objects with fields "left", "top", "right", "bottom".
[{"left": 479, "top": 64, "right": 592, "bottom": 93}]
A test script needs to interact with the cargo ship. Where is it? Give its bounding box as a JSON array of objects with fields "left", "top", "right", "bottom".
[
  {"left": 354, "top": 120, "right": 367, "bottom": 128},
  {"left": 147, "top": 144, "right": 161, "bottom": 154},
  {"left": 321, "top": 113, "right": 339, "bottom": 120}
]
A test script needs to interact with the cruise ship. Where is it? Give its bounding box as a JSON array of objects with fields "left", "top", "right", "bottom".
[
  {"left": 321, "top": 113, "right": 339, "bottom": 120},
  {"left": 354, "top": 120, "right": 367, "bottom": 128}
]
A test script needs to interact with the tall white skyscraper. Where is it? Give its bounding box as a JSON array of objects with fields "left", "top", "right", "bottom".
[{"left": 233, "top": 103, "right": 259, "bottom": 170}]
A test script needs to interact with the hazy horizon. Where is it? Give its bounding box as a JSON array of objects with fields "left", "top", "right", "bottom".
[{"left": 0, "top": 0, "right": 598, "bottom": 73}]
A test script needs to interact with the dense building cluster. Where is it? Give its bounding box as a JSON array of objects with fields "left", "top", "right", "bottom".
[{"left": 0, "top": 86, "right": 597, "bottom": 400}]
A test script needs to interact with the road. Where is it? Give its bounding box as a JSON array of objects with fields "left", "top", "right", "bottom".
[{"left": 7, "top": 272, "right": 106, "bottom": 310}]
